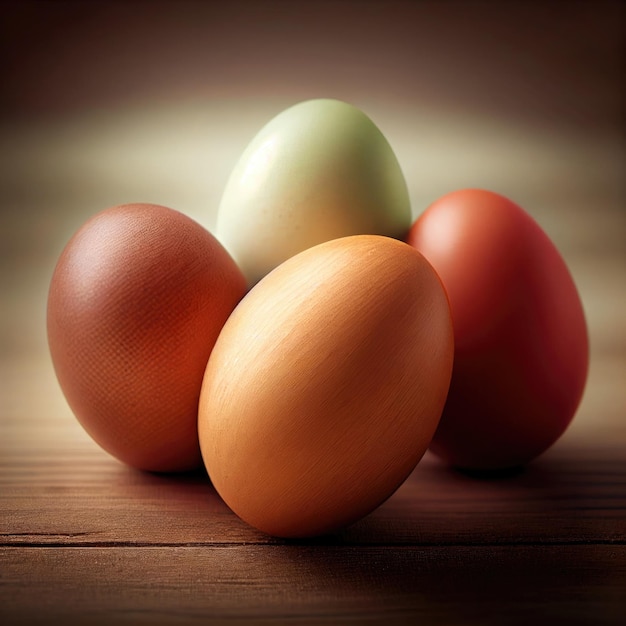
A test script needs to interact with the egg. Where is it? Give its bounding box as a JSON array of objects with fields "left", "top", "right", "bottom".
[
  {"left": 406, "top": 189, "right": 589, "bottom": 470},
  {"left": 47, "top": 203, "right": 247, "bottom": 472},
  {"left": 198, "top": 235, "right": 453, "bottom": 537},
  {"left": 216, "top": 98, "right": 411, "bottom": 286}
]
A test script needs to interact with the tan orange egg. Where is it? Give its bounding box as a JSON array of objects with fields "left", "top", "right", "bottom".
[
  {"left": 47, "top": 203, "right": 247, "bottom": 472},
  {"left": 198, "top": 235, "right": 453, "bottom": 537}
]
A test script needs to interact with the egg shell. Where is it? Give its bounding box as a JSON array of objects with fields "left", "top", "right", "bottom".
[
  {"left": 47, "top": 203, "right": 247, "bottom": 472},
  {"left": 216, "top": 98, "right": 412, "bottom": 286},
  {"left": 198, "top": 235, "right": 453, "bottom": 537},
  {"left": 406, "top": 189, "right": 589, "bottom": 470}
]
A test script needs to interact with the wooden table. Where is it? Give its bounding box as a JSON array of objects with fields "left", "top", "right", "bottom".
[
  {"left": 1, "top": 2, "right": 624, "bottom": 624},
  {"left": 2, "top": 348, "right": 625, "bottom": 625}
]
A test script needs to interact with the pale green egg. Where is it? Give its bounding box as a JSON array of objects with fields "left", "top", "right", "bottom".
[{"left": 216, "top": 99, "right": 411, "bottom": 286}]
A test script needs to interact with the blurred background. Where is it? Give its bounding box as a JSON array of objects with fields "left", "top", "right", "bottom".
[{"left": 1, "top": 0, "right": 624, "bottom": 438}]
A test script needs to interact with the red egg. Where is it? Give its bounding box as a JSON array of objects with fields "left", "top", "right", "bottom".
[
  {"left": 406, "top": 189, "right": 589, "bottom": 470},
  {"left": 47, "top": 203, "right": 247, "bottom": 472}
]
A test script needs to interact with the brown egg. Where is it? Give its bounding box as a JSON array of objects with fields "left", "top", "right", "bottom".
[
  {"left": 47, "top": 203, "right": 247, "bottom": 472},
  {"left": 198, "top": 235, "right": 453, "bottom": 537}
]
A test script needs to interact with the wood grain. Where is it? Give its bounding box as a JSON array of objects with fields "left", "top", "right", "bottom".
[
  {"left": 2, "top": 442, "right": 626, "bottom": 548},
  {"left": 1, "top": 546, "right": 625, "bottom": 625}
]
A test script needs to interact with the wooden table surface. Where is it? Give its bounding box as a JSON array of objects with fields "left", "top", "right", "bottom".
[
  {"left": 1, "top": 2, "right": 625, "bottom": 624},
  {"left": 2, "top": 351, "right": 625, "bottom": 625}
]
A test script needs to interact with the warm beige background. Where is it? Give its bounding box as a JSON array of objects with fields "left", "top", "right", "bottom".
[{"left": 1, "top": 1, "right": 624, "bottom": 445}]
